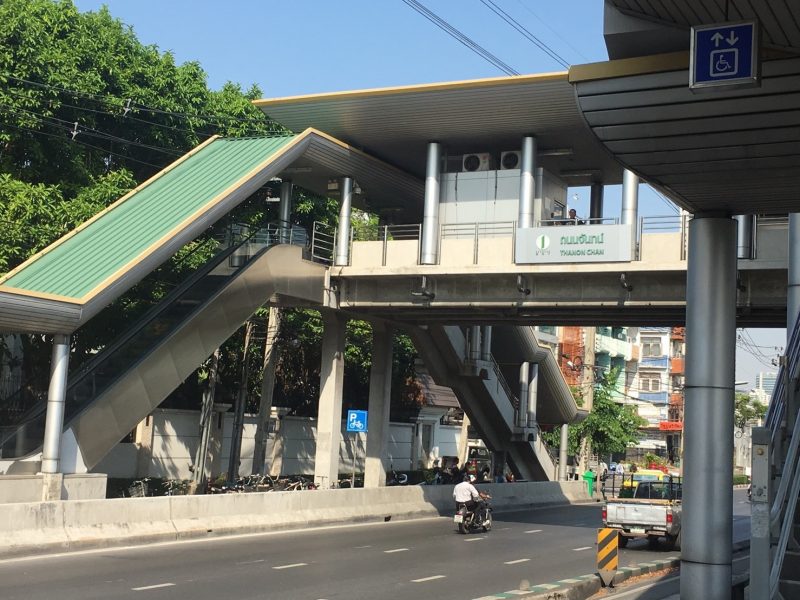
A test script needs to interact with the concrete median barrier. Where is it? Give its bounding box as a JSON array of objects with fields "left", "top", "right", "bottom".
[{"left": 0, "top": 480, "right": 590, "bottom": 558}]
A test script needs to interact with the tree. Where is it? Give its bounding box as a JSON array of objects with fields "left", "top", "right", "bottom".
[
  {"left": 544, "top": 368, "right": 646, "bottom": 458},
  {"left": 735, "top": 392, "right": 767, "bottom": 432}
]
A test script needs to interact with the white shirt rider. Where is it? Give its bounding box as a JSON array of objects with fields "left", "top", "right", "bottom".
[{"left": 453, "top": 478, "right": 481, "bottom": 503}]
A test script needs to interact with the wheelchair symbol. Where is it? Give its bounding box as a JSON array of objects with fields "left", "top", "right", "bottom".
[{"left": 710, "top": 48, "right": 738, "bottom": 77}]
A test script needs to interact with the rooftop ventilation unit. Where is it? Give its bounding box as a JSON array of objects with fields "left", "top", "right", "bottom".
[
  {"left": 500, "top": 150, "right": 521, "bottom": 170},
  {"left": 462, "top": 153, "right": 492, "bottom": 172}
]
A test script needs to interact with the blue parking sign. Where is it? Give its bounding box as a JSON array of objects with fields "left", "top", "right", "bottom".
[
  {"left": 346, "top": 410, "right": 368, "bottom": 432},
  {"left": 690, "top": 21, "right": 758, "bottom": 90}
]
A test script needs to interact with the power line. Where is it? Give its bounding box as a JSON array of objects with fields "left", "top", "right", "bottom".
[
  {"left": 400, "top": 0, "right": 520, "bottom": 76},
  {"left": 512, "top": 0, "right": 590, "bottom": 63},
  {"left": 478, "top": 0, "right": 570, "bottom": 69}
]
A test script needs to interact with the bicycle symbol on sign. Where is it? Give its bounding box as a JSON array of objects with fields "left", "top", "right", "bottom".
[{"left": 347, "top": 410, "right": 368, "bottom": 432}]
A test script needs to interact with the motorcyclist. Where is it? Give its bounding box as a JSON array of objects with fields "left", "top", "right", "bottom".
[{"left": 453, "top": 474, "right": 490, "bottom": 524}]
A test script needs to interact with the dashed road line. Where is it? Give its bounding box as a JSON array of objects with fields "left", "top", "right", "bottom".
[
  {"left": 503, "top": 558, "right": 531, "bottom": 565},
  {"left": 464, "top": 537, "right": 486, "bottom": 542},
  {"left": 384, "top": 548, "right": 409, "bottom": 553},
  {"left": 132, "top": 583, "right": 175, "bottom": 591},
  {"left": 272, "top": 562, "right": 307, "bottom": 570},
  {"left": 412, "top": 575, "right": 446, "bottom": 583},
  {"left": 236, "top": 559, "right": 265, "bottom": 565},
  {"left": 354, "top": 545, "right": 372, "bottom": 549},
  {"left": 573, "top": 546, "right": 593, "bottom": 551},
  {"left": 525, "top": 529, "right": 543, "bottom": 533}
]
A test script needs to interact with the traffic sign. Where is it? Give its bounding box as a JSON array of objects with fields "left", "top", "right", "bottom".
[
  {"left": 346, "top": 409, "right": 368, "bottom": 432},
  {"left": 690, "top": 21, "right": 758, "bottom": 90}
]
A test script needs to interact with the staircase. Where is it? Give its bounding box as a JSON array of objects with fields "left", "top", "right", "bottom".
[
  {"left": 751, "top": 314, "right": 800, "bottom": 599},
  {"left": 0, "top": 223, "right": 325, "bottom": 472}
]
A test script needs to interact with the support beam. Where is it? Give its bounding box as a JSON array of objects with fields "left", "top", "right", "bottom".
[
  {"left": 681, "top": 217, "right": 736, "bottom": 600},
  {"left": 421, "top": 142, "right": 442, "bottom": 265},
  {"left": 518, "top": 362, "right": 530, "bottom": 428},
  {"left": 278, "top": 180, "right": 293, "bottom": 244},
  {"left": 41, "top": 333, "right": 70, "bottom": 500},
  {"left": 469, "top": 325, "right": 481, "bottom": 362},
  {"left": 559, "top": 424, "right": 569, "bottom": 481},
  {"left": 528, "top": 363, "right": 538, "bottom": 427},
  {"left": 518, "top": 136, "right": 537, "bottom": 228},
  {"left": 480, "top": 326, "right": 493, "bottom": 361},
  {"left": 621, "top": 170, "right": 639, "bottom": 256},
  {"left": 314, "top": 312, "right": 346, "bottom": 488},
  {"left": 735, "top": 215, "right": 754, "bottom": 260},
  {"left": 589, "top": 183, "right": 604, "bottom": 222},
  {"left": 364, "top": 324, "right": 393, "bottom": 488},
  {"left": 788, "top": 213, "right": 800, "bottom": 434},
  {"left": 334, "top": 176, "right": 353, "bottom": 266}
]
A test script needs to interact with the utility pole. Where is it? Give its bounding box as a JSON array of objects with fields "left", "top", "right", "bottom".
[
  {"left": 228, "top": 321, "right": 254, "bottom": 483},
  {"left": 578, "top": 327, "right": 597, "bottom": 474},
  {"left": 191, "top": 348, "right": 220, "bottom": 493},
  {"left": 253, "top": 308, "right": 282, "bottom": 475}
]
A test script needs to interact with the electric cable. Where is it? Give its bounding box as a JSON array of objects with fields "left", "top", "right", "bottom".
[{"left": 512, "top": 0, "right": 590, "bottom": 62}]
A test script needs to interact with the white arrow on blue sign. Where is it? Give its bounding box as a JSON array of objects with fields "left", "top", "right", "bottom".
[
  {"left": 690, "top": 21, "right": 759, "bottom": 90},
  {"left": 346, "top": 410, "right": 368, "bottom": 432}
]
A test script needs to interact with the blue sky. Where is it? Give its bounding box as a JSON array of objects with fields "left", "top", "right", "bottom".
[{"left": 70, "top": 0, "right": 786, "bottom": 387}]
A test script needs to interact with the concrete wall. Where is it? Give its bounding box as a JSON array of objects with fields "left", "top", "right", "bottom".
[
  {"left": 0, "top": 474, "right": 107, "bottom": 503},
  {"left": 0, "top": 479, "right": 592, "bottom": 558}
]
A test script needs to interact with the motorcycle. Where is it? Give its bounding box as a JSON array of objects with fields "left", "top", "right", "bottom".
[{"left": 453, "top": 496, "right": 493, "bottom": 534}]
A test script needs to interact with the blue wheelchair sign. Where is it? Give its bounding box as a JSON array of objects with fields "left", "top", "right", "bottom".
[
  {"left": 346, "top": 410, "right": 368, "bottom": 432},
  {"left": 690, "top": 21, "right": 758, "bottom": 90}
]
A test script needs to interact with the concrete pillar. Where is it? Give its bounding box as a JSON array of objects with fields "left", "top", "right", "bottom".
[
  {"left": 788, "top": 214, "right": 800, "bottom": 434},
  {"left": 421, "top": 142, "right": 442, "bottom": 265},
  {"left": 621, "top": 170, "right": 639, "bottom": 256},
  {"left": 334, "top": 176, "right": 353, "bottom": 266},
  {"left": 480, "top": 326, "right": 493, "bottom": 361},
  {"left": 680, "top": 217, "right": 736, "bottom": 600},
  {"left": 518, "top": 362, "right": 530, "bottom": 428},
  {"left": 278, "top": 180, "right": 293, "bottom": 243},
  {"left": 136, "top": 414, "right": 155, "bottom": 478},
  {"left": 314, "top": 312, "right": 346, "bottom": 488},
  {"left": 559, "top": 424, "right": 569, "bottom": 481},
  {"left": 364, "top": 324, "right": 393, "bottom": 488},
  {"left": 735, "top": 215, "right": 754, "bottom": 260},
  {"left": 589, "top": 183, "right": 604, "bottom": 222},
  {"left": 528, "top": 363, "right": 538, "bottom": 427},
  {"left": 518, "top": 136, "right": 537, "bottom": 228}
]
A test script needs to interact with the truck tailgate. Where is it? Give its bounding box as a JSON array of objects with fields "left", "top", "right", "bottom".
[{"left": 607, "top": 502, "right": 667, "bottom": 527}]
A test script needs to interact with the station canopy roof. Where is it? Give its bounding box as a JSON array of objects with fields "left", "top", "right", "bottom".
[{"left": 254, "top": 72, "right": 625, "bottom": 216}]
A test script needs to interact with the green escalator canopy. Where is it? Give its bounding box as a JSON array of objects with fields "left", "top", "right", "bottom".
[{"left": 0, "top": 135, "right": 297, "bottom": 301}]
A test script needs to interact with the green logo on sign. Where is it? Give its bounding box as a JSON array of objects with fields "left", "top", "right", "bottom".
[{"left": 536, "top": 234, "right": 550, "bottom": 250}]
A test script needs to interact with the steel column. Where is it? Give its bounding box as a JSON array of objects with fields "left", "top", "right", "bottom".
[
  {"left": 421, "top": 142, "right": 442, "bottom": 265},
  {"left": 518, "top": 362, "right": 529, "bottom": 428},
  {"left": 314, "top": 312, "right": 346, "bottom": 488},
  {"left": 681, "top": 217, "right": 737, "bottom": 600},
  {"left": 528, "top": 363, "right": 538, "bottom": 427},
  {"left": 41, "top": 334, "right": 70, "bottom": 475},
  {"left": 589, "top": 183, "right": 604, "bottom": 222},
  {"left": 621, "top": 170, "right": 639, "bottom": 226},
  {"left": 278, "top": 180, "right": 293, "bottom": 244},
  {"left": 469, "top": 326, "right": 481, "bottom": 362},
  {"left": 480, "top": 326, "right": 493, "bottom": 361},
  {"left": 735, "top": 215, "right": 754, "bottom": 260},
  {"left": 559, "top": 424, "right": 569, "bottom": 481},
  {"left": 334, "top": 176, "right": 353, "bottom": 266},
  {"left": 364, "top": 323, "right": 394, "bottom": 488},
  {"left": 518, "top": 136, "right": 537, "bottom": 228},
  {"left": 788, "top": 213, "right": 800, "bottom": 434}
]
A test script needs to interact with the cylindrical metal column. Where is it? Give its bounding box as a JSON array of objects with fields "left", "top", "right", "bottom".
[
  {"left": 558, "top": 424, "right": 569, "bottom": 481},
  {"left": 421, "top": 142, "right": 442, "bottom": 265},
  {"left": 527, "top": 363, "right": 538, "bottom": 428},
  {"left": 480, "top": 326, "right": 493, "bottom": 361},
  {"left": 278, "top": 180, "right": 293, "bottom": 244},
  {"left": 788, "top": 214, "right": 800, "bottom": 335},
  {"left": 334, "top": 176, "right": 353, "bottom": 266},
  {"left": 518, "top": 362, "right": 529, "bottom": 428},
  {"left": 518, "top": 136, "right": 537, "bottom": 228},
  {"left": 681, "top": 217, "right": 737, "bottom": 600},
  {"left": 621, "top": 170, "right": 639, "bottom": 226},
  {"left": 469, "top": 326, "right": 481, "bottom": 362},
  {"left": 735, "top": 215, "right": 754, "bottom": 260},
  {"left": 41, "top": 334, "right": 70, "bottom": 474},
  {"left": 589, "top": 183, "right": 604, "bottom": 222}
]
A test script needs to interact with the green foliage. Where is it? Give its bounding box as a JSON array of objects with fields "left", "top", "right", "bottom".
[
  {"left": 543, "top": 368, "right": 646, "bottom": 458},
  {"left": 733, "top": 474, "right": 750, "bottom": 485},
  {"left": 735, "top": 392, "right": 767, "bottom": 431}
]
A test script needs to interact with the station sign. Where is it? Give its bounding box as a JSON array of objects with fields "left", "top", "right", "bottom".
[
  {"left": 690, "top": 21, "right": 759, "bottom": 90},
  {"left": 515, "top": 224, "right": 633, "bottom": 264}
]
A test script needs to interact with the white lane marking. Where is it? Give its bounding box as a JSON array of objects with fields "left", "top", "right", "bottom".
[
  {"left": 272, "top": 562, "right": 307, "bottom": 570},
  {"left": 497, "top": 527, "right": 510, "bottom": 530},
  {"left": 412, "top": 575, "right": 446, "bottom": 583},
  {"left": 504, "top": 558, "right": 531, "bottom": 565},
  {"left": 384, "top": 548, "right": 409, "bottom": 553},
  {"left": 573, "top": 546, "right": 593, "bottom": 551},
  {"left": 525, "top": 529, "right": 543, "bottom": 533},
  {"left": 132, "top": 583, "right": 175, "bottom": 591},
  {"left": 601, "top": 574, "right": 680, "bottom": 599},
  {"left": 236, "top": 559, "right": 265, "bottom": 565},
  {"left": 354, "top": 545, "right": 372, "bottom": 549},
  {"left": 464, "top": 537, "right": 486, "bottom": 542}
]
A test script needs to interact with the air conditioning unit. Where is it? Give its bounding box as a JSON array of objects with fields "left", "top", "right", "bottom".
[
  {"left": 500, "top": 150, "right": 521, "bottom": 170},
  {"left": 462, "top": 153, "right": 492, "bottom": 172}
]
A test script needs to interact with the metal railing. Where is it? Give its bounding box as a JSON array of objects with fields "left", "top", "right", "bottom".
[
  {"left": 638, "top": 214, "right": 691, "bottom": 261},
  {"left": 439, "top": 221, "right": 515, "bottom": 265},
  {"left": 539, "top": 217, "right": 619, "bottom": 226},
  {"left": 311, "top": 221, "right": 335, "bottom": 264}
]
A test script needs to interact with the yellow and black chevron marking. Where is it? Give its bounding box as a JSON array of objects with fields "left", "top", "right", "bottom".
[{"left": 597, "top": 527, "right": 619, "bottom": 573}]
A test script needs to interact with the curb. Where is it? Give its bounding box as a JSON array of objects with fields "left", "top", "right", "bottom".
[{"left": 474, "top": 556, "right": 681, "bottom": 600}]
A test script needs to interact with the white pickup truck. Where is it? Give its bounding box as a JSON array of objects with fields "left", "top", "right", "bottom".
[{"left": 602, "top": 480, "right": 682, "bottom": 550}]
